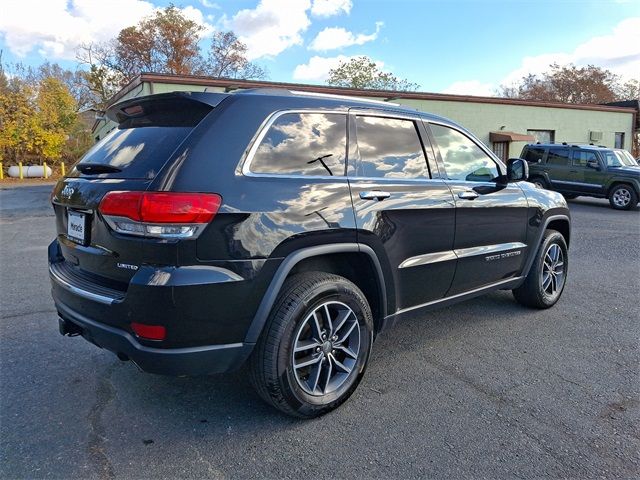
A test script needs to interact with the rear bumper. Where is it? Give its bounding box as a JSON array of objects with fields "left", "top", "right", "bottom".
[{"left": 56, "top": 300, "right": 254, "bottom": 375}]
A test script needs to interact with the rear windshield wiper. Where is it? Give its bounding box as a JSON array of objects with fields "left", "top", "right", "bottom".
[{"left": 76, "top": 163, "right": 122, "bottom": 174}]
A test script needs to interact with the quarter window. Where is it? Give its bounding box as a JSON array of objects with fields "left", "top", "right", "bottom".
[
  {"left": 522, "top": 147, "right": 546, "bottom": 163},
  {"left": 430, "top": 124, "right": 499, "bottom": 182},
  {"left": 354, "top": 116, "right": 428, "bottom": 179},
  {"left": 251, "top": 113, "right": 347, "bottom": 176},
  {"left": 546, "top": 148, "right": 570, "bottom": 166}
]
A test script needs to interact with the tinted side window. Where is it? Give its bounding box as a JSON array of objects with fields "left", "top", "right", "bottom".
[
  {"left": 430, "top": 124, "right": 499, "bottom": 182},
  {"left": 523, "top": 147, "right": 545, "bottom": 163},
  {"left": 354, "top": 116, "right": 428, "bottom": 179},
  {"left": 572, "top": 150, "right": 598, "bottom": 167},
  {"left": 547, "top": 148, "right": 570, "bottom": 166},
  {"left": 251, "top": 113, "right": 346, "bottom": 176}
]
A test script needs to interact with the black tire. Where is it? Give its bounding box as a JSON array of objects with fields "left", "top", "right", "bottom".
[
  {"left": 249, "top": 272, "right": 373, "bottom": 418},
  {"left": 608, "top": 184, "right": 637, "bottom": 210},
  {"left": 562, "top": 193, "right": 578, "bottom": 200},
  {"left": 513, "top": 229, "right": 568, "bottom": 309},
  {"left": 530, "top": 176, "right": 548, "bottom": 190}
]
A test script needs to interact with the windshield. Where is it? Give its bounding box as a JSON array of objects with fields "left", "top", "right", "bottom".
[
  {"left": 615, "top": 150, "right": 638, "bottom": 166},
  {"left": 603, "top": 150, "right": 637, "bottom": 167}
]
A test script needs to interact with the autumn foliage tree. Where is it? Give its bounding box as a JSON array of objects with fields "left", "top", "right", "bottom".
[
  {"left": 327, "top": 56, "right": 419, "bottom": 91},
  {"left": 77, "top": 5, "right": 267, "bottom": 110},
  {"left": 0, "top": 63, "right": 91, "bottom": 165},
  {"left": 498, "top": 63, "right": 634, "bottom": 104}
]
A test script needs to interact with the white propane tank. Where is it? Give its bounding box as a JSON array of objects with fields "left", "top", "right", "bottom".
[{"left": 7, "top": 165, "right": 52, "bottom": 178}]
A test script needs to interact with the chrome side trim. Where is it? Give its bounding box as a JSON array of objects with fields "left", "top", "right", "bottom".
[
  {"left": 395, "top": 277, "right": 523, "bottom": 316},
  {"left": 49, "top": 264, "right": 117, "bottom": 305},
  {"left": 398, "top": 242, "right": 526, "bottom": 269},
  {"left": 550, "top": 179, "right": 602, "bottom": 188},
  {"left": 455, "top": 242, "right": 527, "bottom": 259},
  {"left": 398, "top": 251, "right": 457, "bottom": 269}
]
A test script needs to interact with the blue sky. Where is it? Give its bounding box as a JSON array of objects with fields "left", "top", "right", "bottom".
[{"left": 1, "top": 0, "right": 638, "bottom": 95}]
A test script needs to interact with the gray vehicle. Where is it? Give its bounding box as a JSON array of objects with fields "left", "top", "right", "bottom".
[{"left": 521, "top": 143, "right": 640, "bottom": 210}]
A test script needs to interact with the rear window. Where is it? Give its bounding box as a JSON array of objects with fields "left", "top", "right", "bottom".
[
  {"left": 75, "top": 126, "right": 192, "bottom": 179},
  {"left": 75, "top": 96, "right": 214, "bottom": 179}
]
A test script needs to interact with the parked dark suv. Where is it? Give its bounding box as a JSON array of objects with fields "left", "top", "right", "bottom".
[
  {"left": 50, "top": 90, "right": 570, "bottom": 417},
  {"left": 521, "top": 143, "right": 640, "bottom": 210}
]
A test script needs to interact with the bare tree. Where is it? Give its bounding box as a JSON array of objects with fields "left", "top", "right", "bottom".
[{"left": 206, "top": 31, "right": 267, "bottom": 79}]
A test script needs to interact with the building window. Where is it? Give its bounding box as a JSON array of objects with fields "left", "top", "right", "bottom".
[
  {"left": 527, "top": 129, "right": 555, "bottom": 144},
  {"left": 614, "top": 132, "right": 625, "bottom": 149},
  {"left": 491, "top": 141, "right": 509, "bottom": 162}
]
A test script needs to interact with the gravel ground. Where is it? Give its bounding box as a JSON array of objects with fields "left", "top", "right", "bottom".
[{"left": 1, "top": 186, "right": 638, "bottom": 479}]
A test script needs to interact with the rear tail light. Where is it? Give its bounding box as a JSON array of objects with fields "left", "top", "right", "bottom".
[
  {"left": 131, "top": 322, "right": 166, "bottom": 341},
  {"left": 99, "top": 191, "right": 221, "bottom": 239}
]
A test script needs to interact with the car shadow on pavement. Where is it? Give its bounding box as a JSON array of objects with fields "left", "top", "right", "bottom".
[{"left": 103, "top": 290, "right": 538, "bottom": 432}]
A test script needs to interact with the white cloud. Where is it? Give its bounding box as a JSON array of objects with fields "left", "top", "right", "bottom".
[
  {"left": 442, "top": 80, "right": 495, "bottom": 97},
  {"left": 293, "top": 55, "right": 352, "bottom": 82},
  {"left": 199, "top": 0, "right": 220, "bottom": 9},
  {"left": 0, "top": 0, "right": 213, "bottom": 60},
  {"left": 310, "top": 0, "right": 352, "bottom": 17},
  {"left": 502, "top": 16, "right": 640, "bottom": 86},
  {"left": 293, "top": 54, "right": 385, "bottom": 82},
  {"left": 228, "top": 0, "right": 311, "bottom": 60},
  {"left": 442, "top": 17, "right": 640, "bottom": 96},
  {"left": 309, "top": 22, "right": 383, "bottom": 51}
]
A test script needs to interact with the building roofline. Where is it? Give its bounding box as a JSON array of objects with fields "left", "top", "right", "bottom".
[{"left": 107, "top": 72, "right": 637, "bottom": 115}]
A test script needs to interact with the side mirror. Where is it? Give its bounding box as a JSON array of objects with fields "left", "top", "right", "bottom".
[
  {"left": 586, "top": 159, "right": 600, "bottom": 170},
  {"left": 506, "top": 158, "right": 529, "bottom": 182}
]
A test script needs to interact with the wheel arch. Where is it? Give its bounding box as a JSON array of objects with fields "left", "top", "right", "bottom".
[
  {"left": 244, "top": 243, "right": 389, "bottom": 344},
  {"left": 606, "top": 180, "right": 640, "bottom": 198},
  {"left": 520, "top": 214, "right": 571, "bottom": 281}
]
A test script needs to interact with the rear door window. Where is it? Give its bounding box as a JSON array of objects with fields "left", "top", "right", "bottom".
[
  {"left": 250, "top": 112, "right": 347, "bottom": 176},
  {"left": 354, "top": 116, "right": 428, "bottom": 179},
  {"left": 547, "top": 148, "right": 571, "bottom": 166},
  {"left": 572, "top": 150, "right": 598, "bottom": 167}
]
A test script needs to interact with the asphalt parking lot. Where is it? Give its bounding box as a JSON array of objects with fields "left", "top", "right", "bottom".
[{"left": 1, "top": 185, "right": 639, "bottom": 479}]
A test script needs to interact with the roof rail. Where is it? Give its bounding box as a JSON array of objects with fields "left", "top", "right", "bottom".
[{"left": 289, "top": 89, "right": 401, "bottom": 106}]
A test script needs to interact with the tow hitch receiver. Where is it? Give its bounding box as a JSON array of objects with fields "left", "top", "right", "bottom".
[{"left": 58, "top": 317, "right": 83, "bottom": 337}]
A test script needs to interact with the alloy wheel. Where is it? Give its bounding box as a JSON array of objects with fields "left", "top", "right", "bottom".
[
  {"left": 291, "top": 301, "right": 361, "bottom": 396},
  {"left": 541, "top": 243, "right": 565, "bottom": 298},
  {"left": 612, "top": 188, "right": 631, "bottom": 208}
]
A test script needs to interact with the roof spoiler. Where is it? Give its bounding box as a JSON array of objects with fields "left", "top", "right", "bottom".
[{"left": 106, "top": 91, "right": 228, "bottom": 127}]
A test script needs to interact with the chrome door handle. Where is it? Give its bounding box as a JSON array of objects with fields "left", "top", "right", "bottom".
[
  {"left": 360, "top": 190, "right": 391, "bottom": 201},
  {"left": 458, "top": 190, "right": 479, "bottom": 200}
]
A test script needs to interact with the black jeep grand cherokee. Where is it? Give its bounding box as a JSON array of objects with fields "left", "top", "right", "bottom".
[{"left": 50, "top": 89, "right": 570, "bottom": 417}]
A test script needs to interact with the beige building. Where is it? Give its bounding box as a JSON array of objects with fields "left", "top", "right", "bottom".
[{"left": 93, "top": 73, "right": 638, "bottom": 159}]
